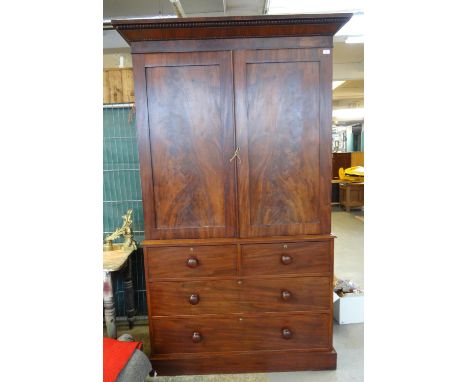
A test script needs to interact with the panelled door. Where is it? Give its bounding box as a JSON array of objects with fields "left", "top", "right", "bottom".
[
  {"left": 133, "top": 51, "right": 237, "bottom": 239},
  {"left": 234, "top": 48, "right": 333, "bottom": 237}
]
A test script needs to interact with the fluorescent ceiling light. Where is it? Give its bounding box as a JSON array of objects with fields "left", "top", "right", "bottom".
[
  {"left": 333, "top": 81, "right": 346, "bottom": 90},
  {"left": 268, "top": 0, "right": 363, "bottom": 15},
  {"left": 333, "top": 108, "right": 364, "bottom": 121}
]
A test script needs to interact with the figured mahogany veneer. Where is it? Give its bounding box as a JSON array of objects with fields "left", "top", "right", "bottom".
[
  {"left": 113, "top": 14, "right": 350, "bottom": 376},
  {"left": 141, "top": 51, "right": 237, "bottom": 240},
  {"left": 234, "top": 48, "right": 332, "bottom": 237}
]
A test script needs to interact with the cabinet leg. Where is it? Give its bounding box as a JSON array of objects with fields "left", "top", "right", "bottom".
[
  {"left": 103, "top": 271, "right": 117, "bottom": 339},
  {"left": 124, "top": 259, "right": 136, "bottom": 329}
]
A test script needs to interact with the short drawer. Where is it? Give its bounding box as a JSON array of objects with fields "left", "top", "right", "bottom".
[
  {"left": 151, "top": 313, "right": 330, "bottom": 354},
  {"left": 241, "top": 276, "right": 330, "bottom": 312},
  {"left": 146, "top": 245, "right": 237, "bottom": 279},
  {"left": 241, "top": 241, "right": 330, "bottom": 276},
  {"left": 150, "top": 280, "right": 240, "bottom": 316}
]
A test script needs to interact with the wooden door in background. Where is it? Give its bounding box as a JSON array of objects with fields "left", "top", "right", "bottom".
[
  {"left": 234, "top": 48, "right": 332, "bottom": 237},
  {"left": 135, "top": 51, "right": 237, "bottom": 239}
]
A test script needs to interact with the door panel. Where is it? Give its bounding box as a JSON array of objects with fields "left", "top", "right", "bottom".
[
  {"left": 234, "top": 49, "right": 332, "bottom": 237},
  {"left": 138, "top": 51, "right": 237, "bottom": 239}
]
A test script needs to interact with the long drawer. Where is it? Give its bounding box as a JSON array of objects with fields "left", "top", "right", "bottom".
[
  {"left": 151, "top": 313, "right": 330, "bottom": 354},
  {"left": 146, "top": 245, "right": 237, "bottom": 279},
  {"left": 241, "top": 241, "right": 330, "bottom": 276},
  {"left": 150, "top": 277, "right": 330, "bottom": 316}
]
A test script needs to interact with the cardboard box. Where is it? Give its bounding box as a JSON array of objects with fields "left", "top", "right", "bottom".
[{"left": 333, "top": 291, "right": 364, "bottom": 324}]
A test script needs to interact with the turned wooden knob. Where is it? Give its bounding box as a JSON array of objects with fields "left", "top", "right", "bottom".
[
  {"left": 189, "top": 294, "right": 199, "bottom": 305},
  {"left": 282, "top": 328, "right": 293, "bottom": 339},
  {"left": 281, "top": 290, "right": 292, "bottom": 301},
  {"left": 192, "top": 331, "right": 202, "bottom": 343},
  {"left": 186, "top": 257, "right": 199, "bottom": 268},
  {"left": 281, "top": 254, "right": 292, "bottom": 265}
]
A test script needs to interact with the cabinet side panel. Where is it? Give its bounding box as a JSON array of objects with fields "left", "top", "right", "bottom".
[{"left": 318, "top": 50, "right": 333, "bottom": 233}]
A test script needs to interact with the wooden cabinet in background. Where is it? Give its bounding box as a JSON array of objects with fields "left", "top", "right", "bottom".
[
  {"left": 103, "top": 68, "right": 134, "bottom": 104},
  {"left": 332, "top": 152, "right": 351, "bottom": 179},
  {"left": 351, "top": 151, "right": 365, "bottom": 167},
  {"left": 113, "top": 14, "right": 351, "bottom": 376},
  {"left": 332, "top": 151, "right": 364, "bottom": 180}
]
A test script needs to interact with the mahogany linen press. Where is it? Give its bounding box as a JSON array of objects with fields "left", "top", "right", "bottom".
[{"left": 112, "top": 14, "right": 351, "bottom": 375}]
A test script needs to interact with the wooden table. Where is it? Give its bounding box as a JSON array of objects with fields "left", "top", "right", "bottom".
[
  {"left": 103, "top": 246, "right": 136, "bottom": 339},
  {"left": 339, "top": 182, "right": 364, "bottom": 212}
]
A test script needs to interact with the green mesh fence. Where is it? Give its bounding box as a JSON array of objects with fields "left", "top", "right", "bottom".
[{"left": 103, "top": 104, "right": 147, "bottom": 317}]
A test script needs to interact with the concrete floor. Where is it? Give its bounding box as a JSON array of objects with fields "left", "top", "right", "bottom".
[
  {"left": 110, "top": 207, "right": 364, "bottom": 382},
  {"left": 332, "top": 206, "right": 364, "bottom": 289}
]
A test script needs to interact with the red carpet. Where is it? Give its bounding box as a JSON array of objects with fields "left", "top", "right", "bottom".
[{"left": 103, "top": 337, "right": 142, "bottom": 382}]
